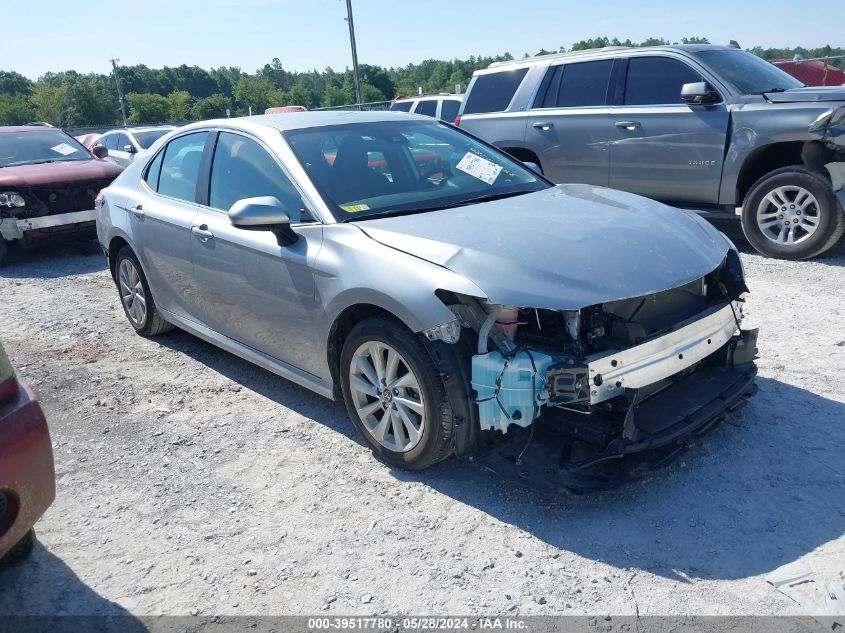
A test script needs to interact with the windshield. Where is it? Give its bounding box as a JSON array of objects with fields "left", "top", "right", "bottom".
[
  {"left": 284, "top": 120, "right": 549, "bottom": 221},
  {"left": 0, "top": 129, "right": 91, "bottom": 168},
  {"left": 695, "top": 49, "right": 804, "bottom": 94},
  {"left": 133, "top": 128, "right": 172, "bottom": 149}
]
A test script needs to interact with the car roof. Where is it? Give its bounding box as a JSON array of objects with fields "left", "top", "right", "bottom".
[
  {"left": 0, "top": 126, "right": 65, "bottom": 134},
  {"left": 484, "top": 44, "right": 741, "bottom": 71},
  {"left": 177, "top": 110, "right": 435, "bottom": 134}
]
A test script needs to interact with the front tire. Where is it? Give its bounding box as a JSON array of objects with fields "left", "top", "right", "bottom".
[
  {"left": 741, "top": 166, "right": 845, "bottom": 260},
  {"left": 340, "top": 316, "right": 455, "bottom": 470},
  {"left": 114, "top": 247, "right": 174, "bottom": 337}
]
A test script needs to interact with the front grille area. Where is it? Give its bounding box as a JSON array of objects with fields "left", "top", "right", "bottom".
[{"left": 28, "top": 179, "right": 111, "bottom": 215}]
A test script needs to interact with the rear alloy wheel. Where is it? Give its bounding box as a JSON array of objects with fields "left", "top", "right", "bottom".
[
  {"left": 742, "top": 167, "right": 845, "bottom": 259},
  {"left": 340, "top": 316, "right": 455, "bottom": 470},
  {"left": 114, "top": 247, "right": 174, "bottom": 337}
]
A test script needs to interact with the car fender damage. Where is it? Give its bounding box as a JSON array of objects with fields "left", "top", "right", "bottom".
[
  {"left": 429, "top": 248, "right": 758, "bottom": 492},
  {"left": 808, "top": 106, "right": 845, "bottom": 205}
]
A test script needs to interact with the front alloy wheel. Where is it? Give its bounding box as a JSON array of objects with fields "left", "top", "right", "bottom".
[
  {"left": 742, "top": 166, "right": 845, "bottom": 260},
  {"left": 348, "top": 341, "right": 426, "bottom": 453},
  {"left": 339, "top": 316, "right": 455, "bottom": 470},
  {"left": 755, "top": 185, "right": 820, "bottom": 246}
]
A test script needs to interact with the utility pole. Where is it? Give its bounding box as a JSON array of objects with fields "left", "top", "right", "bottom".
[
  {"left": 110, "top": 58, "right": 128, "bottom": 126},
  {"left": 343, "top": 0, "right": 363, "bottom": 109}
]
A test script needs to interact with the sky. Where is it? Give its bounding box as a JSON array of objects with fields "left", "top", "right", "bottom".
[{"left": 2, "top": 0, "right": 841, "bottom": 79}]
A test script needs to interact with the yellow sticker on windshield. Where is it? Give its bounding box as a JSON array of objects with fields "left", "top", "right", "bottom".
[{"left": 340, "top": 203, "right": 370, "bottom": 212}]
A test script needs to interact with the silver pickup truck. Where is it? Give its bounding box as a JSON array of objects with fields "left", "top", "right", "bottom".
[{"left": 456, "top": 44, "right": 845, "bottom": 260}]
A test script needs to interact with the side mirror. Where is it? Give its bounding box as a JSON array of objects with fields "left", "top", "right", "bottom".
[
  {"left": 229, "top": 196, "right": 298, "bottom": 247},
  {"left": 91, "top": 144, "right": 108, "bottom": 159},
  {"left": 681, "top": 82, "right": 720, "bottom": 105},
  {"left": 522, "top": 161, "right": 543, "bottom": 175},
  {"left": 124, "top": 144, "right": 137, "bottom": 154}
]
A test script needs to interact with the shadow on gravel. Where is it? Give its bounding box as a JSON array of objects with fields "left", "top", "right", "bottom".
[
  {"left": 0, "top": 240, "right": 106, "bottom": 279},
  {"left": 399, "top": 376, "right": 845, "bottom": 583},
  {"left": 154, "top": 329, "right": 357, "bottom": 443},
  {"left": 149, "top": 325, "right": 845, "bottom": 584},
  {"left": 0, "top": 539, "right": 146, "bottom": 629}
]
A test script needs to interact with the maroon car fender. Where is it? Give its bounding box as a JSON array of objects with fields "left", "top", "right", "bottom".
[{"left": 0, "top": 379, "right": 55, "bottom": 559}]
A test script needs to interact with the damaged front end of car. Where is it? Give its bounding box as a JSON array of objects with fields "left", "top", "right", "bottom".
[{"left": 430, "top": 248, "right": 758, "bottom": 493}]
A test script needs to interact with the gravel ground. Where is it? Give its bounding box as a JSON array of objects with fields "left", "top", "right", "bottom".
[{"left": 0, "top": 235, "right": 843, "bottom": 618}]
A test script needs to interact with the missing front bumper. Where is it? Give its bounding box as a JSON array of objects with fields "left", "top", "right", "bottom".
[{"left": 470, "top": 358, "right": 758, "bottom": 495}]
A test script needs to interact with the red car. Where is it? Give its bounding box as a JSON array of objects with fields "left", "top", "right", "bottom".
[
  {"left": 772, "top": 58, "right": 845, "bottom": 86},
  {"left": 0, "top": 341, "right": 55, "bottom": 566},
  {"left": 0, "top": 126, "right": 123, "bottom": 266}
]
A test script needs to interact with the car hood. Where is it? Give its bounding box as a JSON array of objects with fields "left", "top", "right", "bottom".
[
  {"left": 765, "top": 86, "right": 845, "bottom": 103},
  {"left": 0, "top": 159, "right": 123, "bottom": 188},
  {"left": 356, "top": 185, "right": 731, "bottom": 310}
]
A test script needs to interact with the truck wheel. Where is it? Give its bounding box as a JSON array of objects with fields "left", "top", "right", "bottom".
[
  {"left": 0, "top": 237, "right": 7, "bottom": 268},
  {"left": 741, "top": 166, "right": 845, "bottom": 260},
  {"left": 114, "top": 247, "right": 174, "bottom": 337},
  {"left": 340, "top": 316, "right": 455, "bottom": 471}
]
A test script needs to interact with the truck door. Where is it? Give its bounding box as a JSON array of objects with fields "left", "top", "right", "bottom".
[
  {"left": 524, "top": 59, "right": 617, "bottom": 186},
  {"left": 608, "top": 55, "right": 729, "bottom": 205}
]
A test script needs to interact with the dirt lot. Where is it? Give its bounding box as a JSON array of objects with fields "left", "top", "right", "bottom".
[{"left": 0, "top": 235, "right": 843, "bottom": 618}]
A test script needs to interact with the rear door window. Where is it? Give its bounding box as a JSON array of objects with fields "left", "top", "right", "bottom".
[
  {"left": 440, "top": 99, "right": 460, "bottom": 122},
  {"left": 555, "top": 60, "right": 613, "bottom": 107},
  {"left": 415, "top": 99, "right": 437, "bottom": 118},
  {"left": 390, "top": 101, "right": 413, "bottom": 112},
  {"left": 462, "top": 68, "right": 529, "bottom": 114},
  {"left": 624, "top": 57, "right": 704, "bottom": 105},
  {"left": 156, "top": 132, "right": 209, "bottom": 203}
]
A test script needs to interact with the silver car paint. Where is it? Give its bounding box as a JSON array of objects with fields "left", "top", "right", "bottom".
[
  {"left": 359, "top": 184, "right": 730, "bottom": 310},
  {"left": 97, "top": 112, "right": 734, "bottom": 400}
]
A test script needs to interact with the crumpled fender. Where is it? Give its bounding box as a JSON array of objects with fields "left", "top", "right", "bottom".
[{"left": 809, "top": 106, "right": 845, "bottom": 153}]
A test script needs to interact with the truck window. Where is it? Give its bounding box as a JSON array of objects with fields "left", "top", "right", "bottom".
[
  {"left": 624, "top": 57, "right": 704, "bottom": 105},
  {"left": 463, "top": 68, "right": 529, "bottom": 114},
  {"left": 555, "top": 60, "right": 613, "bottom": 107},
  {"left": 415, "top": 99, "right": 437, "bottom": 118}
]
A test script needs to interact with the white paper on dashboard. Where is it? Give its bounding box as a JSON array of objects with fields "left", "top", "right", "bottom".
[{"left": 455, "top": 152, "right": 503, "bottom": 185}]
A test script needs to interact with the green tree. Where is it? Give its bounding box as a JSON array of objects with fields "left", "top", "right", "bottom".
[
  {"left": 321, "top": 85, "right": 351, "bottom": 107},
  {"left": 126, "top": 92, "right": 170, "bottom": 124},
  {"left": 682, "top": 36, "right": 710, "bottom": 44},
  {"left": 0, "top": 71, "right": 33, "bottom": 96},
  {"left": 30, "top": 82, "right": 65, "bottom": 126},
  {"left": 284, "top": 84, "right": 313, "bottom": 108},
  {"left": 191, "top": 93, "right": 231, "bottom": 120},
  {"left": 0, "top": 94, "right": 34, "bottom": 124},
  {"left": 233, "top": 75, "right": 276, "bottom": 114},
  {"left": 167, "top": 90, "right": 192, "bottom": 121}
]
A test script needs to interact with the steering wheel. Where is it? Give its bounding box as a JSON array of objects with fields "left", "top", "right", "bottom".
[{"left": 420, "top": 164, "right": 454, "bottom": 187}]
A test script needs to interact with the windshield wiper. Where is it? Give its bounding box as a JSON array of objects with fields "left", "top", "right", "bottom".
[{"left": 414, "top": 190, "right": 534, "bottom": 212}]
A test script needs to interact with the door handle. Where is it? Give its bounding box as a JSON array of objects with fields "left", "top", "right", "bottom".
[
  {"left": 129, "top": 204, "right": 145, "bottom": 217},
  {"left": 532, "top": 122, "right": 554, "bottom": 131},
  {"left": 191, "top": 224, "right": 214, "bottom": 241},
  {"left": 615, "top": 121, "right": 641, "bottom": 130}
]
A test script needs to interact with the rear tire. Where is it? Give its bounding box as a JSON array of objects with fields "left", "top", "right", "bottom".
[
  {"left": 339, "top": 316, "right": 455, "bottom": 470},
  {"left": 741, "top": 166, "right": 844, "bottom": 260},
  {"left": 0, "top": 529, "right": 34, "bottom": 567},
  {"left": 114, "top": 247, "right": 174, "bottom": 337}
]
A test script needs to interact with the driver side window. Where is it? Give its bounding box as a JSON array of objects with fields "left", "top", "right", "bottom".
[{"left": 209, "top": 132, "right": 311, "bottom": 223}]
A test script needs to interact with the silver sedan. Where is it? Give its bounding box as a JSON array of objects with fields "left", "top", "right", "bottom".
[{"left": 96, "top": 111, "right": 757, "bottom": 486}]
